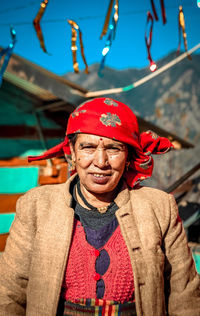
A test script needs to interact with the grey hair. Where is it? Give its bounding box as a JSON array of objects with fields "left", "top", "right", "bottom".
[{"left": 67, "top": 133, "right": 78, "bottom": 148}]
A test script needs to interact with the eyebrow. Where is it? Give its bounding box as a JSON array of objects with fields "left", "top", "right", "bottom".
[
  {"left": 106, "top": 143, "right": 126, "bottom": 149},
  {"left": 79, "top": 142, "right": 96, "bottom": 147}
]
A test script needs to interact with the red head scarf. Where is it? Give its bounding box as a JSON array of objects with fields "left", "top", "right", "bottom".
[{"left": 28, "top": 97, "right": 173, "bottom": 187}]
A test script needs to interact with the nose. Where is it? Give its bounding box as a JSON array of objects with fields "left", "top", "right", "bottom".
[{"left": 93, "top": 148, "right": 109, "bottom": 168}]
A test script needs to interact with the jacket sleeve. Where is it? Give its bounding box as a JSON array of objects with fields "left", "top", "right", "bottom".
[
  {"left": 164, "top": 194, "right": 200, "bottom": 316},
  {"left": 0, "top": 191, "right": 37, "bottom": 316}
]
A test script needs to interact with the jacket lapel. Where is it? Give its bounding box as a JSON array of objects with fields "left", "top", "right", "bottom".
[
  {"left": 115, "top": 186, "right": 145, "bottom": 316},
  {"left": 27, "top": 180, "right": 75, "bottom": 316},
  {"left": 116, "top": 187, "right": 166, "bottom": 316}
]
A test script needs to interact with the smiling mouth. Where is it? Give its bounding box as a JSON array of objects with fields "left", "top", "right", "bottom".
[
  {"left": 92, "top": 173, "right": 110, "bottom": 178},
  {"left": 90, "top": 173, "right": 111, "bottom": 184}
]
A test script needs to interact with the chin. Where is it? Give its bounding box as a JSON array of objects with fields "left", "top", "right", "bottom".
[{"left": 87, "top": 183, "right": 116, "bottom": 195}]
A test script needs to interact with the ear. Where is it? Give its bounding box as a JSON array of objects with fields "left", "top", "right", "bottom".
[{"left": 69, "top": 142, "right": 76, "bottom": 162}]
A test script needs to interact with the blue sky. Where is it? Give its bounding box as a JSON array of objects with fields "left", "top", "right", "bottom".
[{"left": 0, "top": 0, "right": 200, "bottom": 75}]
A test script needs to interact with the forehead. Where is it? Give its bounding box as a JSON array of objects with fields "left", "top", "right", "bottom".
[{"left": 76, "top": 133, "right": 125, "bottom": 146}]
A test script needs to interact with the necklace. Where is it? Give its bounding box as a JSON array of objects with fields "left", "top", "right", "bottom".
[
  {"left": 96, "top": 205, "right": 109, "bottom": 213},
  {"left": 76, "top": 181, "right": 114, "bottom": 213}
]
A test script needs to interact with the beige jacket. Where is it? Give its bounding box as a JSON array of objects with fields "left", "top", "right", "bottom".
[{"left": 0, "top": 175, "right": 200, "bottom": 316}]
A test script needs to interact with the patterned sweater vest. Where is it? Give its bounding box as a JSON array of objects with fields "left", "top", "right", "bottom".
[{"left": 62, "top": 219, "right": 134, "bottom": 303}]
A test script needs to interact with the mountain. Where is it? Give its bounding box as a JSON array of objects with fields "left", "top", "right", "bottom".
[{"left": 63, "top": 51, "right": 200, "bottom": 193}]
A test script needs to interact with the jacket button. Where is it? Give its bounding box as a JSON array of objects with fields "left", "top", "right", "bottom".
[
  {"left": 94, "top": 273, "right": 101, "bottom": 281},
  {"left": 94, "top": 249, "right": 100, "bottom": 257}
]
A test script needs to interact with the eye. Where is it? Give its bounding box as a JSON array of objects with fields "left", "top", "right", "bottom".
[
  {"left": 107, "top": 147, "right": 121, "bottom": 154},
  {"left": 83, "top": 145, "right": 93, "bottom": 149},
  {"left": 80, "top": 145, "right": 96, "bottom": 153}
]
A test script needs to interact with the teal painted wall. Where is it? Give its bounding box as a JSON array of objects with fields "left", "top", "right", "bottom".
[
  {"left": 0, "top": 166, "right": 39, "bottom": 193},
  {"left": 192, "top": 251, "right": 200, "bottom": 274},
  {"left": 0, "top": 138, "right": 62, "bottom": 158},
  {"left": 0, "top": 213, "right": 15, "bottom": 234}
]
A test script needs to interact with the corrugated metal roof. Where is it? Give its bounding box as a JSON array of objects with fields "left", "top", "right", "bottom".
[{"left": 4, "top": 71, "right": 58, "bottom": 101}]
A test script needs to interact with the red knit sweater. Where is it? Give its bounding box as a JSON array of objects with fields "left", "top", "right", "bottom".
[{"left": 62, "top": 219, "right": 134, "bottom": 303}]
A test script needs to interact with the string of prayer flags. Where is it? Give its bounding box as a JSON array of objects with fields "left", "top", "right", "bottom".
[
  {"left": 177, "top": 6, "right": 191, "bottom": 60},
  {"left": 68, "top": 20, "right": 89, "bottom": 74},
  {"left": 100, "top": 0, "right": 119, "bottom": 40},
  {"left": 99, "top": 0, "right": 119, "bottom": 75},
  {"left": 100, "top": 0, "right": 115, "bottom": 39},
  {"left": 0, "top": 27, "right": 17, "bottom": 87},
  {"left": 33, "top": 0, "right": 48, "bottom": 53},
  {"left": 160, "top": 0, "right": 167, "bottom": 24},
  {"left": 150, "top": 0, "right": 158, "bottom": 21},
  {"left": 150, "top": 0, "right": 166, "bottom": 24},
  {"left": 113, "top": 0, "right": 119, "bottom": 39},
  {"left": 145, "top": 11, "right": 157, "bottom": 72}
]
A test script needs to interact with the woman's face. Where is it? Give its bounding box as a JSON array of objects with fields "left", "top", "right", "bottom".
[{"left": 70, "top": 134, "right": 128, "bottom": 197}]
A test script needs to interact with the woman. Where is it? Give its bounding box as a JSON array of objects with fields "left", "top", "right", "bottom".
[{"left": 0, "top": 97, "right": 199, "bottom": 316}]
